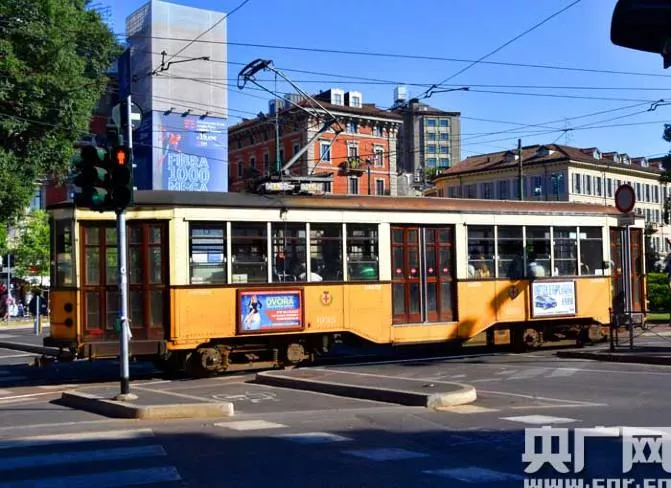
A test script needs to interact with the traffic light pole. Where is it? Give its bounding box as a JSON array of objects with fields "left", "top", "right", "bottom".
[{"left": 114, "top": 94, "right": 135, "bottom": 401}]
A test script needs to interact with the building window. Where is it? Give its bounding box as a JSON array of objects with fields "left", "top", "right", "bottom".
[
  {"left": 645, "top": 184, "right": 651, "bottom": 202},
  {"left": 654, "top": 185, "right": 660, "bottom": 203},
  {"left": 448, "top": 187, "right": 459, "bottom": 198},
  {"left": 426, "top": 144, "right": 436, "bottom": 154},
  {"left": 573, "top": 173, "right": 581, "bottom": 194},
  {"left": 348, "top": 145, "right": 358, "bottom": 158},
  {"left": 323, "top": 181, "right": 332, "bottom": 193},
  {"left": 481, "top": 182, "right": 494, "bottom": 199},
  {"left": 426, "top": 119, "right": 436, "bottom": 128},
  {"left": 374, "top": 147, "right": 384, "bottom": 167},
  {"left": 583, "top": 175, "right": 592, "bottom": 195},
  {"left": 595, "top": 176, "right": 602, "bottom": 197},
  {"left": 293, "top": 143, "right": 300, "bottom": 156},
  {"left": 190, "top": 226, "right": 226, "bottom": 284},
  {"left": 606, "top": 178, "right": 613, "bottom": 198},
  {"left": 279, "top": 149, "right": 284, "bottom": 164},
  {"left": 465, "top": 184, "right": 477, "bottom": 198},
  {"left": 498, "top": 180, "right": 509, "bottom": 199},
  {"left": 333, "top": 93, "right": 343, "bottom": 105},
  {"left": 237, "top": 161, "right": 243, "bottom": 178},
  {"left": 263, "top": 152, "right": 269, "bottom": 168},
  {"left": 347, "top": 121, "right": 357, "bottom": 133},
  {"left": 439, "top": 145, "right": 449, "bottom": 154},
  {"left": 439, "top": 119, "right": 449, "bottom": 128},
  {"left": 372, "top": 126, "right": 382, "bottom": 137},
  {"left": 349, "top": 177, "right": 359, "bottom": 195},
  {"left": 250, "top": 157, "right": 256, "bottom": 170},
  {"left": 426, "top": 158, "right": 437, "bottom": 168},
  {"left": 319, "top": 142, "right": 331, "bottom": 162},
  {"left": 427, "top": 132, "right": 436, "bottom": 141},
  {"left": 375, "top": 179, "right": 385, "bottom": 195},
  {"left": 438, "top": 158, "right": 449, "bottom": 168},
  {"left": 440, "top": 133, "right": 449, "bottom": 141},
  {"left": 350, "top": 95, "right": 361, "bottom": 107}
]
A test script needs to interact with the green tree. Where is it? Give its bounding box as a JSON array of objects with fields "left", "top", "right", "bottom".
[
  {"left": 0, "top": 0, "right": 120, "bottom": 224},
  {"left": 10, "top": 209, "right": 50, "bottom": 281}
]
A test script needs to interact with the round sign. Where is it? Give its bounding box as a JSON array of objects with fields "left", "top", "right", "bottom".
[{"left": 614, "top": 184, "right": 636, "bottom": 213}]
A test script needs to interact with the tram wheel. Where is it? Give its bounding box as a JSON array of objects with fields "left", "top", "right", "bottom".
[
  {"left": 187, "top": 347, "right": 222, "bottom": 378},
  {"left": 284, "top": 342, "right": 307, "bottom": 365},
  {"left": 523, "top": 328, "right": 541, "bottom": 349}
]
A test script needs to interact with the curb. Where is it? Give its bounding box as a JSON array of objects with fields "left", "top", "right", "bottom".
[
  {"left": 59, "top": 390, "right": 235, "bottom": 420},
  {"left": 557, "top": 350, "right": 671, "bottom": 366},
  {"left": 255, "top": 370, "right": 477, "bottom": 409}
]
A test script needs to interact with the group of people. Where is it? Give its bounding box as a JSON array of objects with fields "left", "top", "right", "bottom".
[{"left": 0, "top": 284, "right": 45, "bottom": 321}]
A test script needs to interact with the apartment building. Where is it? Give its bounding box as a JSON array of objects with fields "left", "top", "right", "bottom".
[
  {"left": 430, "top": 143, "right": 670, "bottom": 252},
  {"left": 228, "top": 89, "right": 402, "bottom": 195}
]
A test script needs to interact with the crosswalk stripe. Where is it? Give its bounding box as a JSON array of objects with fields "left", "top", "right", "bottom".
[
  {"left": 501, "top": 415, "right": 579, "bottom": 425},
  {"left": 215, "top": 420, "right": 287, "bottom": 431},
  {"left": 547, "top": 368, "right": 581, "bottom": 378},
  {"left": 0, "top": 445, "right": 166, "bottom": 472},
  {"left": 0, "top": 429, "right": 154, "bottom": 450},
  {"left": 0, "top": 466, "right": 181, "bottom": 488}
]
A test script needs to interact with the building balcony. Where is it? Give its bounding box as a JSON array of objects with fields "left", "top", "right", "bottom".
[{"left": 339, "top": 157, "right": 366, "bottom": 176}]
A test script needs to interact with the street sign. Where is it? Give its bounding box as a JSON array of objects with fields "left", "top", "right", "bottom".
[
  {"left": 112, "top": 102, "right": 143, "bottom": 131},
  {"left": 619, "top": 212, "right": 636, "bottom": 226},
  {"left": 118, "top": 49, "right": 131, "bottom": 99},
  {"left": 614, "top": 183, "right": 636, "bottom": 213}
]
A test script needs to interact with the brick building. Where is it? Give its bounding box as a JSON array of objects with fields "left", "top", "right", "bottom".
[{"left": 228, "top": 89, "right": 403, "bottom": 195}]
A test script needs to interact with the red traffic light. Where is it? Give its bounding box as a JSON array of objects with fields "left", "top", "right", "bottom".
[{"left": 112, "top": 146, "right": 129, "bottom": 166}]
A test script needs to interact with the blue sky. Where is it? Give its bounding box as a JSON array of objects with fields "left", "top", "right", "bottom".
[{"left": 104, "top": 0, "right": 671, "bottom": 161}]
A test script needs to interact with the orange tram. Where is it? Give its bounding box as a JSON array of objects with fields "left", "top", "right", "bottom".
[{"left": 44, "top": 191, "right": 646, "bottom": 376}]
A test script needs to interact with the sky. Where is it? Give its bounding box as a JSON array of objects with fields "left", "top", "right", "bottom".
[{"left": 102, "top": 0, "right": 671, "bottom": 161}]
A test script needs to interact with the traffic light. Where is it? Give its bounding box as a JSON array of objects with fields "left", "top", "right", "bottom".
[
  {"left": 110, "top": 145, "right": 134, "bottom": 210},
  {"left": 72, "top": 145, "right": 112, "bottom": 212}
]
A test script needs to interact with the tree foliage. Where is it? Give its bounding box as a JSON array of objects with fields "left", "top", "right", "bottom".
[
  {"left": 660, "top": 125, "right": 671, "bottom": 185},
  {"left": 0, "top": 0, "right": 121, "bottom": 224},
  {"left": 10, "top": 209, "right": 49, "bottom": 279}
]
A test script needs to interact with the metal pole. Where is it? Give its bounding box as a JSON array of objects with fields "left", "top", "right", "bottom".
[
  {"left": 6, "top": 254, "right": 9, "bottom": 323},
  {"left": 518, "top": 139, "right": 524, "bottom": 201},
  {"left": 623, "top": 225, "right": 634, "bottom": 350},
  {"left": 34, "top": 293, "right": 40, "bottom": 335},
  {"left": 114, "top": 94, "right": 134, "bottom": 400}
]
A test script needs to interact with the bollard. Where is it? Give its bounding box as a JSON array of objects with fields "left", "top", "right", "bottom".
[{"left": 33, "top": 294, "right": 41, "bottom": 335}]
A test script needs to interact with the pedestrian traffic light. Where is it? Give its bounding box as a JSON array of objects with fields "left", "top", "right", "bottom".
[
  {"left": 110, "top": 145, "right": 134, "bottom": 210},
  {"left": 72, "top": 145, "right": 112, "bottom": 212}
]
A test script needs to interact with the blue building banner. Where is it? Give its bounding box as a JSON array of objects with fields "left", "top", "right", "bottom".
[
  {"left": 239, "top": 290, "right": 303, "bottom": 333},
  {"left": 531, "top": 281, "right": 576, "bottom": 317},
  {"left": 153, "top": 112, "right": 228, "bottom": 192}
]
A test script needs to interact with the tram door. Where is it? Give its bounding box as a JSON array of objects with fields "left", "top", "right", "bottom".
[
  {"left": 80, "top": 222, "right": 168, "bottom": 344},
  {"left": 609, "top": 227, "right": 645, "bottom": 314},
  {"left": 391, "top": 226, "right": 456, "bottom": 324}
]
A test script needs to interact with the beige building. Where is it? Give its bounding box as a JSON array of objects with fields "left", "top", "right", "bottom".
[{"left": 429, "top": 143, "right": 671, "bottom": 254}]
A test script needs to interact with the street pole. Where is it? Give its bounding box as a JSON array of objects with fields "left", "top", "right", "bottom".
[
  {"left": 623, "top": 225, "right": 634, "bottom": 350},
  {"left": 6, "top": 253, "right": 10, "bottom": 323},
  {"left": 518, "top": 139, "right": 524, "bottom": 200},
  {"left": 114, "top": 92, "right": 134, "bottom": 400},
  {"left": 367, "top": 159, "right": 371, "bottom": 195}
]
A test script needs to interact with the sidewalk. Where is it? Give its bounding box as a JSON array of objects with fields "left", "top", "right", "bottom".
[
  {"left": 0, "top": 318, "right": 49, "bottom": 331},
  {"left": 557, "top": 345, "right": 671, "bottom": 365}
]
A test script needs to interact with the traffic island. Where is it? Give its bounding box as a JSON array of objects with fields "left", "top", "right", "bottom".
[
  {"left": 255, "top": 369, "right": 477, "bottom": 409},
  {"left": 58, "top": 386, "right": 235, "bottom": 420}
]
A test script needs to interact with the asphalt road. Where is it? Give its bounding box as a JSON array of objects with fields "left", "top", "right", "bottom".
[
  {"left": 0, "top": 343, "right": 668, "bottom": 486},
  {"left": 0, "top": 323, "right": 669, "bottom": 486}
]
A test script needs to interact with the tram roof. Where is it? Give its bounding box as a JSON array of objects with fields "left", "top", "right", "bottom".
[{"left": 48, "top": 191, "right": 623, "bottom": 216}]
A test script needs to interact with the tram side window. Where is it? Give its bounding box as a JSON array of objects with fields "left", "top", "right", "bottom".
[
  {"left": 272, "top": 223, "right": 307, "bottom": 282},
  {"left": 51, "top": 219, "right": 74, "bottom": 287},
  {"left": 498, "top": 226, "right": 524, "bottom": 278},
  {"left": 467, "top": 226, "right": 494, "bottom": 278},
  {"left": 347, "top": 224, "right": 379, "bottom": 280},
  {"left": 554, "top": 227, "right": 578, "bottom": 276},
  {"left": 189, "top": 226, "right": 226, "bottom": 284},
  {"left": 231, "top": 223, "right": 267, "bottom": 283},
  {"left": 526, "top": 227, "right": 551, "bottom": 278},
  {"left": 579, "top": 227, "right": 604, "bottom": 275},
  {"left": 310, "top": 224, "right": 343, "bottom": 281}
]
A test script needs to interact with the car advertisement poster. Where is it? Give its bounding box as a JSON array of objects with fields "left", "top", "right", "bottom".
[
  {"left": 531, "top": 281, "right": 576, "bottom": 317},
  {"left": 238, "top": 290, "right": 303, "bottom": 333}
]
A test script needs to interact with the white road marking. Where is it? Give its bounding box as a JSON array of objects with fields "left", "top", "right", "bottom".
[
  {"left": 0, "top": 428, "right": 154, "bottom": 450},
  {"left": 0, "top": 445, "right": 166, "bottom": 471},
  {"left": 424, "top": 467, "right": 524, "bottom": 482},
  {"left": 214, "top": 420, "right": 287, "bottom": 431},
  {"left": 501, "top": 415, "right": 579, "bottom": 425},
  {"left": 132, "top": 385, "right": 218, "bottom": 403},
  {"left": 435, "top": 405, "right": 499, "bottom": 414},
  {"left": 478, "top": 389, "right": 606, "bottom": 407},
  {"left": 36, "top": 384, "right": 79, "bottom": 390},
  {"left": 274, "top": 432, "right": 351, "bottom": 444},
  {"left": 0, "top": 353, "right": 34, "bottom": 359},
  {"left": 343, "top": 448, "right": 428, "bottom": 461},
  {"left": 0, "top": 466, "right": 181, "bottom": 488},
  {"left": 547, "top": 368, "right": 582, "bottom": 378},
  {"left": 0, "top": 392, "right": 58, "bottom": 403},
  {"left": 507, "top": 367, "right": 549, "bottom": 380}
]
